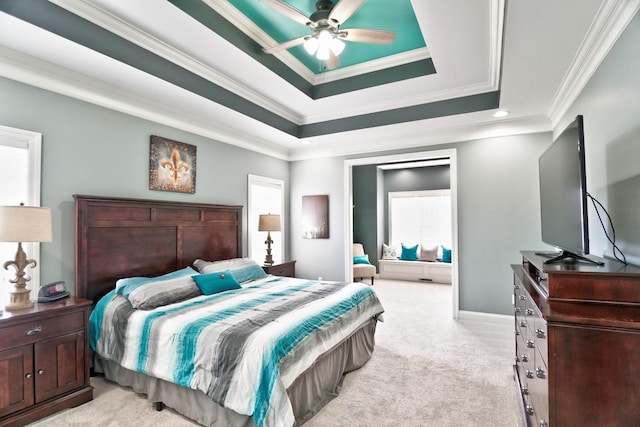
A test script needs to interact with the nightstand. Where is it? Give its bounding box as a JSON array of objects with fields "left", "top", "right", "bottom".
[
  {"left": 0, "top": 297, "right": 93, "bottom": 426},
  {"left": 262, "top": 260, "right": 296, "bottom": 278}
]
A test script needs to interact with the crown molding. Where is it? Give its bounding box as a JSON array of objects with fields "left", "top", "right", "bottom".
[
  {"left": 547, "top": 0, "right": 640, "bottom": 127},
  {"left": 289, "top": 114, "right": 551, "bottom": 161},
  {"left": 50, "top": 0, "right": 304, "bottom": 124},
  {"left": 0, "top": 45, "right": 291, "bottom": 160}
]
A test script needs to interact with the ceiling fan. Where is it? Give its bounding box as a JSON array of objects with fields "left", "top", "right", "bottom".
[{"left": 261, "top": 0, "right": 396, "bottom": 69}]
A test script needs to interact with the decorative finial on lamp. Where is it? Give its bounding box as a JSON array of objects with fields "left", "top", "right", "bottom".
[
  {"left": 0, "top": 203, "right": 52, "bottom": 311},
  {"left": 258, "top": 214, "right": 281, "bottom": 266}
]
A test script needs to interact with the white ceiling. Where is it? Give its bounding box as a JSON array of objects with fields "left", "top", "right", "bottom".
[{"left": 0, "top": 0, "right": 635, "bottom": 161}]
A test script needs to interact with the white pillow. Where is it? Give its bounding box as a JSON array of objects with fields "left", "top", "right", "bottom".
[{"left": 381, "top": 243, "right": 398, "bottom": 260}]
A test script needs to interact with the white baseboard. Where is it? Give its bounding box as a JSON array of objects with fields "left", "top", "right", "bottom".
[{"left": 457, "top": 310, "right": 513, "bottom": 326}]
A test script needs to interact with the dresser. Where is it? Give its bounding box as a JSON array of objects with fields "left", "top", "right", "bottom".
[
  {"left": 512, "top": 251, "right": 640, "bottom": 427},
  {"left": 0, "top": 297, "right": 93, "bottom": 427}
]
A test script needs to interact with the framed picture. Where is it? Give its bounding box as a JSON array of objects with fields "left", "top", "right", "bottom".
[
  {"left": 302, "top": 195, "right": 329, "bottom": 239},
  {"left": 149, "top": 135, "right": 196, "bottom": 193}
]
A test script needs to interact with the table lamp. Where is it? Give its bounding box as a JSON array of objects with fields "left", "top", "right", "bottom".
[
  {"left": 258, "top": 214, "right": 281, "bottom": 265},
  {"left": 0, "top": 204, "right": 52, "bottom": 310}
]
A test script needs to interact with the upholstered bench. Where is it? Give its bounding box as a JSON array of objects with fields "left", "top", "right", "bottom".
[{"left": 378, "top": 259, "right": 451, "bottom": 283}]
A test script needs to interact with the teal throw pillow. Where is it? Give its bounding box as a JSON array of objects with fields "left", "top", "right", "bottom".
[
  {"left": 353, "top": 254, "right": 371, "bottom": 265},
  {"left": 191, "top": 270, "right": 241, "bottom": 295},
  {"left": 400, "top": 243, "right": 419, "bottom": 261},
  {"left": 441, "top": 246, "right": 452, "bottom": 263}
]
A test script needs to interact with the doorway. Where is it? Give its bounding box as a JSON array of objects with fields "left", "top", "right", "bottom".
[{"left": 344, "top": 148, "right": 459, "bottom": 318}]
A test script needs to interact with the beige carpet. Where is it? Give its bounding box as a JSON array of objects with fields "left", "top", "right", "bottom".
[{"left": 29, "top": 279, "right": 523, "bottom": 427}]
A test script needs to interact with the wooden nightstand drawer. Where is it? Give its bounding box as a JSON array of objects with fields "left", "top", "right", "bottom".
[
  {"left": 263, "top": 260, "right": 296, "bottom": 278},
  {"left": 0, "top": 311, "right": 84, "bottom": 351}
]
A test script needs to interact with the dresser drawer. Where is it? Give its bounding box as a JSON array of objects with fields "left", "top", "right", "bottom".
[{"left": 0, "top": 311, "right": 84, "bottom": 351}]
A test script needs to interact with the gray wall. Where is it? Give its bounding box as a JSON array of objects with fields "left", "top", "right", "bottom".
[
  {"left": 291, "top": 133, "right": 549, "bottom": 316},
  {"left": 352, "top": 165, "right": 380, "bottom": 267},
  {"left": 557, "top": 11, "right": 640, "bottom": 265},
  {"left": 0, "top": 77, "right": 290, "bottom": 291},
  {"left": 352, "top": 164, "right": 451, "bottom": 269}
]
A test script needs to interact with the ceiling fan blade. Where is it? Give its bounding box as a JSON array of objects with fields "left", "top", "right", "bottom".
[
  {"left": 263, "top": 35, "right": 309, "bottom": 54},
  {"left": 328, "top": 0, "right": 366, "bottom": 24},
  {"left": 325, "top": 51, "right": 340, "bottom": 70},
  {"left": 260, "top": 0, "right": 310, "bottom": 27},
  {"left": 339, "top": 28, "right": 396, "bottom": 44}
]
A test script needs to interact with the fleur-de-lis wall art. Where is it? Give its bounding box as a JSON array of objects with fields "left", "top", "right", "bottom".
[{"left": 149, "top": 135, "right": 197, "bottom": 193}]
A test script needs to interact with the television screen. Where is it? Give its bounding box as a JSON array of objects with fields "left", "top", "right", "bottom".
[{"left": 538, "top": 115, "right": 598, "bottom": 264}]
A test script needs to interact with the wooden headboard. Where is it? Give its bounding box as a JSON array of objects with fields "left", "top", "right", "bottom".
[{"left": 74, "top": 195, "right": 243, "bottom": 303}]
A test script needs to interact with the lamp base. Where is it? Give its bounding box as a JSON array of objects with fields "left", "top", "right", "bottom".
[{"left": 5, "top": 288, "right": 34, "bottom": 311}]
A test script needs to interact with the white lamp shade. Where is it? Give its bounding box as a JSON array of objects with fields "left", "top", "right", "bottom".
[
  {"left": 0, "top": 205, "right": 52, "bottom": 242},
  {"left": 258, "top": 214, "right": 281, "bottom": 232}
]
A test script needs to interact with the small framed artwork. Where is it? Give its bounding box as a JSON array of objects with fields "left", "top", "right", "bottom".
[
  {"left": 149, "top": 135, "right": 197, "bottom": 193},
  {"left": 302, "top": 195, "right": 329, "bottom": 239}
]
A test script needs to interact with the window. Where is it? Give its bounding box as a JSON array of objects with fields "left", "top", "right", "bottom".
[
  {"left": 389, "top": 190, "right": 452, "bottom": 254},
  {"left": 0, "top": 125, "right": 43, "bottom": 304},
  {"left": 248, "top": 175, "right": 284, "bottom": 265}
]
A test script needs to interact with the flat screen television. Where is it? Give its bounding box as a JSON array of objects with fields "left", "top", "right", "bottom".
[{"left": 538, "top": 115, "right": 602, "bottom": 265}]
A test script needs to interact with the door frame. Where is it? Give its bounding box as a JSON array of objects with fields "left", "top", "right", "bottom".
[{"left": 344, "top": 148, "right": 459, "bottom": 319}]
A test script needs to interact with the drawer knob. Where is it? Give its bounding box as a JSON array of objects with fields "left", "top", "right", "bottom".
[
  {"left": 514, "top": 307, "right": 521, "bottom": 313},
  {"left": 527, "top": 340, "right": 535, "bottom": 349},
  {"left": 26, "top": 326, "right": 42, "bottom": 335},
  {"left": 526, "top": 308, "right": 534, "bottom": 316},
  {"left": 536, "top": 367, "right": 546, "bottom": 379},
  {"left": 519, "top": 321, "right": 527, "bottom": 328},
  {"left": 526, "top": 369, "right": 534, "bottom": 379},
  {"left": 540, "top": 420, "right": 548, "bottom": 427},
  {"left": 536, "top": 328, "right": 546, "bottom": 339},
  {"left": 37, "top": 369, "right": 44, "bottom": 375},
  {"left": 25, "top": 373, "right": 32, "bottom": 379},
  {"left": 521, "top": 385, "right": 528, "bottom": 395},
  {"left": 520, "top": 354, "right": 529, "bottom": 362},
  {"left": 526, "top": 405, "right": 534, "bottom": 415},
  {"left": 519, "top": 295, "right": 527, "bottom": 301}
]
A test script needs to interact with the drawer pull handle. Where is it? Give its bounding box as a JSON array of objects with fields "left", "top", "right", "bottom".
[
  {"left": 37, "top": 369, "right": 44, "bottom": 375},
  {"left": 536, "top": 367, "right": 546, "bottom": 379},
  {"left": 519, "top": 295, "right": 527, "bottom": 301},
  {"left": 526, "top": 405, "right": 534, "bottom": 415},
  {"left": 26, "top": 326, "right": 42, "bottom": 335},
  {"left": 519, "top": 321, "right": 527, "bottom": 328},
  {"left": 25, "top": 373, "right": 32, "bottom": 379},
  {"left": 527, "top": 340, "right": 535, "bottom": 348},
  {"left": 520, "top": 354, "right": 529, "bottom": 362},
  {"left": 526, "top": 308, "right": 534, "bottom": 316},
  {"left": 539, "top": 420, "right": 548, "bottom": 427},
  {"left": 536, "top": 328, "right": 546, "bottom": 339},
  {"left": 521, "top": 385, "right": 528, "bottom": 395},
  {"left": 514, "top": 307, "right": 521, "bottom": 313},
  {"left": 526, "top": 369, "right": 534, "bottom": 379}
]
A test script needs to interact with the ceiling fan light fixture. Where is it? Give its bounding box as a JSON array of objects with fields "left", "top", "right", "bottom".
[
  {"left": 316, "top": 44, "right": 331, "bottom": 60},
  {"left": 330, "top": 37, "right": 345, "bottom": 56},
  {"left": 304, "top": 37, "right": 319, "bottom": 55}
]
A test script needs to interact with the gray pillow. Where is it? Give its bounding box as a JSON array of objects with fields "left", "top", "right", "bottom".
[
  {"left": 127, "top": 275, "right": 200, "bottom": 310},
  {"left": 419, "top": 244, "right": 438, "bottom": 262}
]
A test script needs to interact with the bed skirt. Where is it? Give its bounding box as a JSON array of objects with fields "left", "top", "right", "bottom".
[{"left": 93, "top": 316, "right": 378, "bottom": 426}]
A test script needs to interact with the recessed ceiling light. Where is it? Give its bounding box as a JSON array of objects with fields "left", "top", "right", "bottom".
[{"left": 493, "top": 110, "right": 510, "bottom": 118}]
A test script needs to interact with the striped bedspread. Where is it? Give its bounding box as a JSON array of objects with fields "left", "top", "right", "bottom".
[{"left": 90, "top": 276, "right": 384, "bottom": 427}]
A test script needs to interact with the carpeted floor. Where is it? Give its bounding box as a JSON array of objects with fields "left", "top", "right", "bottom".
[{"left": 29, "top": 279, "right": 523, "bottom": 426}]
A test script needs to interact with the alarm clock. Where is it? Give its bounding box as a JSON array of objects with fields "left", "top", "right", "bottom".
[{"left": 37, "top": 281, "right": 70, "bottom": 303}]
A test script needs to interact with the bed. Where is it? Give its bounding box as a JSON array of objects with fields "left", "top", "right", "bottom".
[{"left": 74, "top": 195, "right": 384, "bottom": 427}]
